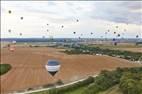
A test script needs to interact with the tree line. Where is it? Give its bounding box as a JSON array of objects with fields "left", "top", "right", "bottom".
[{"left": 63, "top": 45, "right": 142, "bottom": 61}]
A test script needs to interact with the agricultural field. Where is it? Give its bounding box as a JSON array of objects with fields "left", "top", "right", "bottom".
[
  {"left": 89, "top": 43, "right": 142, "bottom": 53},
  {"left": 0, "top": 44, "right": 141, "bottom": 94}
]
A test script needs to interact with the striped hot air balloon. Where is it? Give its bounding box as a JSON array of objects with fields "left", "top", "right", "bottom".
[{"left": 45, "top": 60, "right": 61, "bottom": 76}]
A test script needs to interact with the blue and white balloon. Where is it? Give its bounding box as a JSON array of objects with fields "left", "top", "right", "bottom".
[{"left": 45, "top": 60, "right": 61, "bottom": 76}]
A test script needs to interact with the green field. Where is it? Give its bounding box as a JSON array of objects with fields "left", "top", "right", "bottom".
[{"left": 0, "top": 64, "right": 11, "bottom": 75}]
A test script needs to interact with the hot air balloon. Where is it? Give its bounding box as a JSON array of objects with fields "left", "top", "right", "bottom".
[
  {"left": 19, "top": 33, "right": 22, "bottom": 36},
  {"left": 45, "top": 60, "right": 61, "bottom": 76},
  {"left": 136, "top": 35, "right": 139, "bottom": 38},
  {"left": 8, "top": 10, "right": 12, "bottom": 14},
  {"left": 117, "top": 34, "right": 120, "bottom": 37},
  {"left": 112, "top": 38, "right": 117, "bottom": 46},
  {"left": 73, "top": 32, "right": 76, "bottom": 34},
  {"left": 8, "top": 29, "right": 11, "bottom": 33},
  {"left": 114, "top": 32, "right": 116, "bottom": 34},
  {"left": 114, "top": 42, "right": 117, "bottom": 46},
  {"left": 76, "top": 19, "right": 79, "bottom": 22},
  {"left": 61, "top": 25, "right": 64, "bottom": 28},
  {"left": 116, "top": 26, "right": 118, "bottom": 28},
  {"left": 113, "top": 38, "right": 116, "bottom": 41},
  {"left": 20, "top": 17, "right": 23, "bottom": 20}
]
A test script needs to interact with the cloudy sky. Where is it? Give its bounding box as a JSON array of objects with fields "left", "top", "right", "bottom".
[{"left": 1, "top": 1, "right": 142, "bottom": 38}]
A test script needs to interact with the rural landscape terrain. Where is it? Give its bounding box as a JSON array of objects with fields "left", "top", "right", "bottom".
[
  {"left": 1, "top": 40, "right": 142, "bottom": 94},
  {"left": 1, "top": 1, "right": 142, "bottom": 94}
]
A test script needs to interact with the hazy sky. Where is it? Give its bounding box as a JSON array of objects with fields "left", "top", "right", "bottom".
[{"left": 1, "top": 1, "right": 142, "bottom": 38}]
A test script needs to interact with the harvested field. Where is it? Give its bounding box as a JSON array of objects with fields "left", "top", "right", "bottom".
[
  {"left": 114, "top": 47, "right": 142, "bottom": 53},
  {"left": 90, "top": 44, "right": 142, "bottom": 53},
  {"left": 0, "top": 46, "right": 141, "bottom": 94}
]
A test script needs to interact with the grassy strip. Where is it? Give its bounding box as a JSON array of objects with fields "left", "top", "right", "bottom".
[{"left": 0, "top": 64, "right": 12, "bottom": 75}]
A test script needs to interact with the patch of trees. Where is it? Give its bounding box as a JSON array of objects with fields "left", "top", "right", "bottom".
[
  {"left": 120, "top": 72, "right": 142, "bottom": 94},
  {"left": 0, "top": 64, "right": 12, "bottom": 76},
  {"left": 64, "top": 45, "right": 142, "bottom": 61},
  {"left": 82, "top": 67, "right": 142, "bottom": 94}
]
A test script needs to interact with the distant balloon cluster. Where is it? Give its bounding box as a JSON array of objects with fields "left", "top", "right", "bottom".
[
  {"left": 8, "top": 10, "right": 23, "bottom": 36},
  {"left": 7, "top": 9, "right": 140, "bottom": 40}
]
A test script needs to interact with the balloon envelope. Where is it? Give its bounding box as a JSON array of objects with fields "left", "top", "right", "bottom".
[
  {"left": 113, "top": 38, "right": 116, "bottom": 41},
  {"left": 8, "top": 10, "right": 12, "bottom": 14},
  {"left": 117, "top": 34, "right": 120, "bottom": 37},
  {"left": 136, "top": 35, "right": 139, "bottom": 38},
  {"left": 20, "top": 33, "right": 22, "bottom": 36},
  {"left": 20, "top": 17, "right": 23, "bottom": 20},
  {"left": 8, "top": 29, "right": 11, "bottom": 33},
  {"left": 45, "top": 60, "right": 61, "bottom": 76},
  {"left": 76, "top": 19, "right": 79, "bottom": 22}
]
